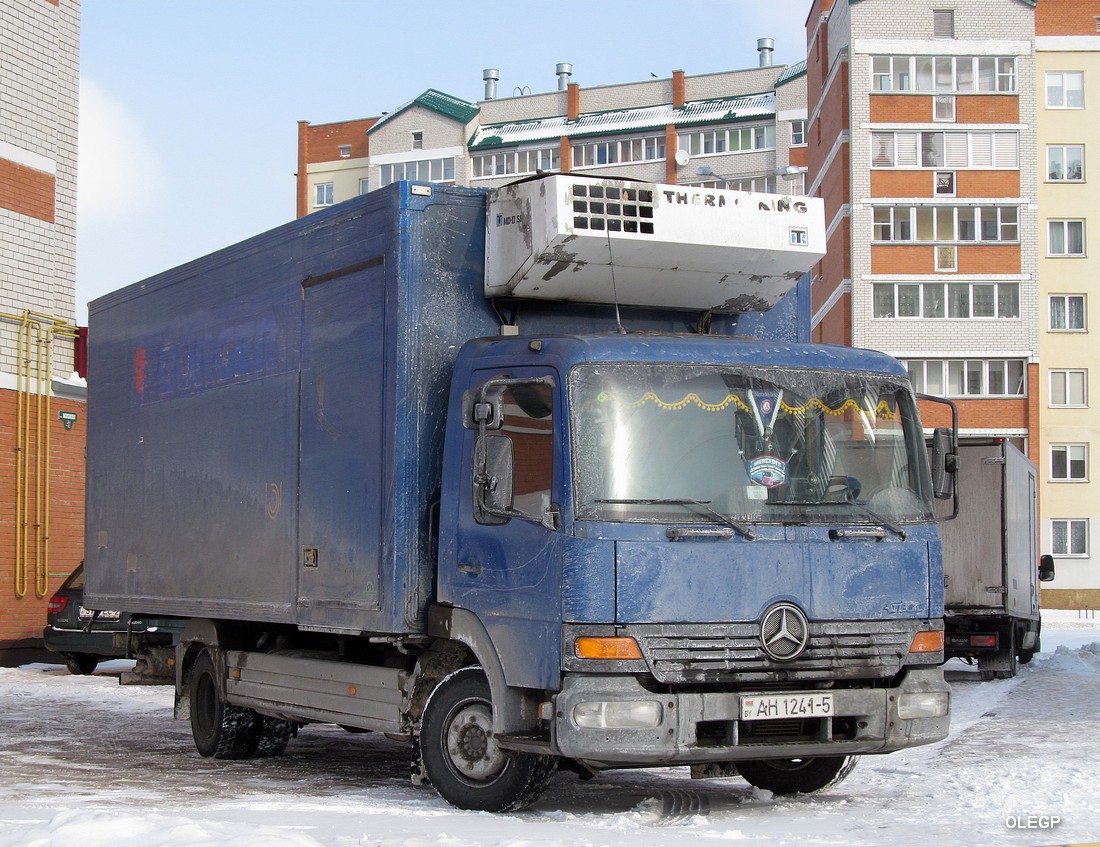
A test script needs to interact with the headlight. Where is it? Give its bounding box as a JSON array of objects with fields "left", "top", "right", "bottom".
[
  {"left": 572, "top": 700, "right": 663, "bottom": 729},
  {"left": 897, "top": 692, "right": 950, "bottom": 719}
]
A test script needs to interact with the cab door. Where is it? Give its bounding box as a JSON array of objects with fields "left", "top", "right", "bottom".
[{"left": 446, "top": 368, "right": 564, "bottom": 690}]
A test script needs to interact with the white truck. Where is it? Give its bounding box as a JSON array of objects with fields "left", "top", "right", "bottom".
[{"left": 939, "top": 439, "right": 1055, "bottom": 679}]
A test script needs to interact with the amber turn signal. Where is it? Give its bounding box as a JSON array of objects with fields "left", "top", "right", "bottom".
[
  {"left": 574, "top": 636, "right": 643, "bottom": 660},
  {"left": 909, "top": 630, "right": 945, "bottom": 653}
]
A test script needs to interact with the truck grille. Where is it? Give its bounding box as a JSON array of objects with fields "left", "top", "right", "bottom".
[{"left": 633, "top": 621, "right": 916, "bottom": 684}]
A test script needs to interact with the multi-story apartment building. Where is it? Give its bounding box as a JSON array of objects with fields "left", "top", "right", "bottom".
[
  {"left": 1035, "top": 0, "right": 1100, "bottom": 608},
  {"left": 295, "top": 51, "right": 810, "bottom": 218},
  {"left": 0, "top": 0, "right": 84, "bottom": 663},
  {"left": 806, "top": 2, "right": 1040, "bottom": 475}
]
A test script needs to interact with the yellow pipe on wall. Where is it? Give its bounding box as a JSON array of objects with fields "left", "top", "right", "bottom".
[{"left": 3, "top": 310, "right": 80, "bottom": 599}]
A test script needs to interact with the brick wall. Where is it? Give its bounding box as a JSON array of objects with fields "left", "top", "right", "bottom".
[
  {"left": 1035, "top": 0, "right": 1100, "bottom": 36},
  {"left": 0, "top": 159, "right": 55, "bottom": 223},
  {"left": 0, "top": 387, "right": 86, "bottom": 652}
]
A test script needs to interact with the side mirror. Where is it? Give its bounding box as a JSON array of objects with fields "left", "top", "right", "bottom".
[
  {"left": 475, "top": 434, "right": 514, "bottom": 516},
  {"left": 1039, "top": 554, "right": 1056, "bottom": 583},
  {"left": 931, "top": 426, "right": 957, "bottom": 501}
]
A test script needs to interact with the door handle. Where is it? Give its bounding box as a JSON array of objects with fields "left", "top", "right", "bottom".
[{"left": 457, "top": 562, "right": 481, "bottom": 575}]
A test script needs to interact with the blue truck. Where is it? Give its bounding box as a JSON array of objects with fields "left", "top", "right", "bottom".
[{"left": 85, "top": 176, "right": 953, "bottom": 811}]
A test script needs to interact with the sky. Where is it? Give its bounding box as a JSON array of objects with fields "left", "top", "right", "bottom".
[{"left": 75, "top": 0, "right": 813, "bottom": 323}]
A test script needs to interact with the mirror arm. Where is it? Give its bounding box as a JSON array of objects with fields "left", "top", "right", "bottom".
[{"left": 917, "top": 393, "right": 960, "bottom": 521}]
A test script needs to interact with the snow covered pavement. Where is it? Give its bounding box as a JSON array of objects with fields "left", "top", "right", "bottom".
[{"left": 1, "top": 611, "right": 1097, "bottom": 847}]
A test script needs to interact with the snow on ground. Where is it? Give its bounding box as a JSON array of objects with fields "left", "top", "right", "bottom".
[{"left": 1, "top": 610, "right": 1098, "bottom": 847}]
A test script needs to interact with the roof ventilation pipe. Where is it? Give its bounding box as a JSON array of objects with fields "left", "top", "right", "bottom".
[
  {"left": 483, "top": 69, "right": 500, "bottom": 100},
  {"left": 556, "top": 63, "right": 573, "bottom": 91},
  {"left": 757, "top": 38, "right": 775, "bottom": 67}
]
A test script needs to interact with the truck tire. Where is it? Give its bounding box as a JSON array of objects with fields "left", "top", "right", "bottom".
[
  {"left": 420, "top": 666, "right": 557, "bottom": 811},
  {"left": 735, "top": 756, "right": 858, "bottom": 795},
  {"left": 245, "top": 715, "right": 294, "bottom": 758},
  {"left": 189, "top": 650, "right": 258, "bottom": 759}
]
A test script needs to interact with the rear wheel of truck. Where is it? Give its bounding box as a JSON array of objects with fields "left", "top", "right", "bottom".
[
  {"left": 735, "top": 755, "right": 857, "bottom": 795},
  {"left": 189, "top": 650, "right": 259, "bottom": 759},
  {"left": 420, "top": 666, "right": 557, "bottom": 812}
]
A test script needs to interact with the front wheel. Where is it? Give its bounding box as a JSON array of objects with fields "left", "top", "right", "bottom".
[
  {"left": 420, "top": 666, "right": 557, "bottom": 811},
  {"left": 735, "top": 755, "right": 858, "bottom": 795}
]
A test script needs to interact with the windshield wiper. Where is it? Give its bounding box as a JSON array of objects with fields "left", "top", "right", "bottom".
[
  {"left": 594, "top": 498, "right": 757, "bottom": 540},
  {"left": 833, "top": 500, "right": 907, "bottom": 540}
]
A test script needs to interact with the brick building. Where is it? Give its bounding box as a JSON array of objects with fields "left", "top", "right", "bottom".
[
  {"left": 295, "top": 49, "right": 810, "bottom": 218},
  {"left": 0, "top": 0, "right": 84, "bottom": 663},
  {"left": 1034, "top": 0, "right": 1100, "bottom": 607}
]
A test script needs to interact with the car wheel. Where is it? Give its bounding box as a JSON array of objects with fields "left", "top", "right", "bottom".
[
  {"left": 735, "top": 755, "right": 858, "bottom": 795},
  {"left": 64, "top": 654, "right": 100, "bottom": 675},
  {"left": 420, "top": 666, "right": 557, "bottom": 811},
  {"left": 189, "top": 649, "right": 258, "bottom": 759}
]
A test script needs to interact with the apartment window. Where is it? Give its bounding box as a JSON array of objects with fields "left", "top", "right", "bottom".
[
  {"left": 875, "top": 282, "right": 1020, "bottom": 319},
  {"left": 933, "top": 9, "right": 955, "bottom": 39},
  {"left": 872, "top": 205, "right": 1018, "bottom": 243},
  {"left": 791, "top": 120, "right": 806, "bottom": 146},
  {"left": 871, "top": 130, "right": 1018, "bottom": 169},
  {"left": 935, "top": 171, "right": 956, "bottom": 195},
  {"left": 338, "top": 145, "right": 351, "bottom": 159},
  {"left": 315, "top": 182, "right": 334, "bottom": 207},
  {"left": 935, "top": 245, "right": 957, "bottom": 271},
  {"left": 905, "top": 359, "right": 1025, "bottom": 396},
  {"left": 1047, "top": 145, "right": 1085, "bottom": 181},
  {"left": 411, "top": 131, "right": 424, "bottom": 150},
  {"left": 680, "top": 124, "right": 775, "bottom": 158},
  {"left": 1049, "top": 220, "right": 1086, "bottom": 256},
  {"left": 872, "top": 55, "right": 1016, "bottom": 93},
  {"left": 1047, "top": 72, "right": 1084, "bottom": 108},
  {"left": 359, "top": 178, "right": 369, "bottom": 195},
  {"left": 1050, "top": 369, "right": 1088, "bottom": 407},
  {"left": 933, "top": 95, "right": 956, "bottom": 122},
  {"left": 1050, "top": 294, "right": 1087, "bottom": 331},
  {"left": 472, "top": 147, "right": 561, "bottom": 179},
  {"left": 1051, "top": 519, "right": 1089, "bottom": 556},
  {"left": 1051, "top": 444, "right": 1088, "bottom": 482},
  {"left": 379, "top": 157, "right": 456, "bottom": 187}
]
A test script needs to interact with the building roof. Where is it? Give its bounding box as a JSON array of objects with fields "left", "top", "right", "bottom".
[
  {"left": 776, "top": 60, "right": 807, "bottom": 86},
  {"left": 368, "top": 89, "right": 479, "bottom": 134},
  {"left": 468, "top": 91, "right": 776, "bottom": 150}
]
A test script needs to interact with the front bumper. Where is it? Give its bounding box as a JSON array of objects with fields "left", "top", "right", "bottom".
[{"left": 551, "top": 667, "right": 950, "bottom": 766}]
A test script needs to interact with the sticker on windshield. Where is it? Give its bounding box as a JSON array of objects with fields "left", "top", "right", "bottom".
[{"left": 748, "top": 454, "right": 787, "bottom": 488}]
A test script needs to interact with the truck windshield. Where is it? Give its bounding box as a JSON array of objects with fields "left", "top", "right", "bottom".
[{"left": 571, "top": 363, "right": 932, "bottom": 526}]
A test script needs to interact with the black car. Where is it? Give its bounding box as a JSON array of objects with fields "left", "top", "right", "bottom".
[{"left": 44, "top": 564, "right": 182, "bottom": 677}]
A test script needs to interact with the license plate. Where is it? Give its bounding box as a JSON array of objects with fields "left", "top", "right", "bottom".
[
  {"left": 78, "top": 606, "right": 121, "bottom": 621},
  {"left": 740, "top": 692, "right": 834, "bottom": 721}
]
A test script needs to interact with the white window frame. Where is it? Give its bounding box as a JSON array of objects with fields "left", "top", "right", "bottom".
[
  {"left": 1051, "top": 444, "right": 1089, "bottom": 482},
  {"left": 315, "top": 182, "right": 334, "bottom": 207},
  {"left": 358, "top": 177, "right": 370, "bottom": 196},
  {"left": 933, "top": 95, "right": 956, "bottom": 122},
  {"left": 1051, "top": 518, "right": 1089, "bottom": 557},
  {"left": 1048, "top": 219, "right": 1086, "bottom": 257},
  {"left": 338, "top": 145, "right": 351, "bottom": 159},
  {"left": 1046, "top": 71, "right": 1085, "bottom": 109},
  {"left": 871, "top": 130, "right": 1018, "bottom": 169},
  {"left": 1050, "top": 294, "right": 1087, "bottom": 332},
  {"left": 790, "top": 120, "right": 807, "bottom": 146},
  {"left": 411, "top": 131, "right": 424, "bottom": 150},
  {"left": 379, "top": 157, "right": 456, "bottom": 187},
  {"left": 1050, "top": 368, "right": 1088, "bottom": 407},
  {"left": 904, "top": 358, "right": 1026, "bottom": 396},
  {"left": 1046, "top": 145, "right": 1085, "bottom": 182}
]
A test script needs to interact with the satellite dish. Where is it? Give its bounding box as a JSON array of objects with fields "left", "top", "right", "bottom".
[{"left": 674, "top": 149, "right": 690, "bottom": 167}]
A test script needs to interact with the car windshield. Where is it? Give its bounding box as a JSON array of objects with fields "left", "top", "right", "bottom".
[{"left": 571, "top": 362, "right": 932, "bottom": 526}]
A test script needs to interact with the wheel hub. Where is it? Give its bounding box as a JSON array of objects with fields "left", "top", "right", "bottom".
[{"left": 445, "top": 701, "right": 505, "bottom": 781}]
